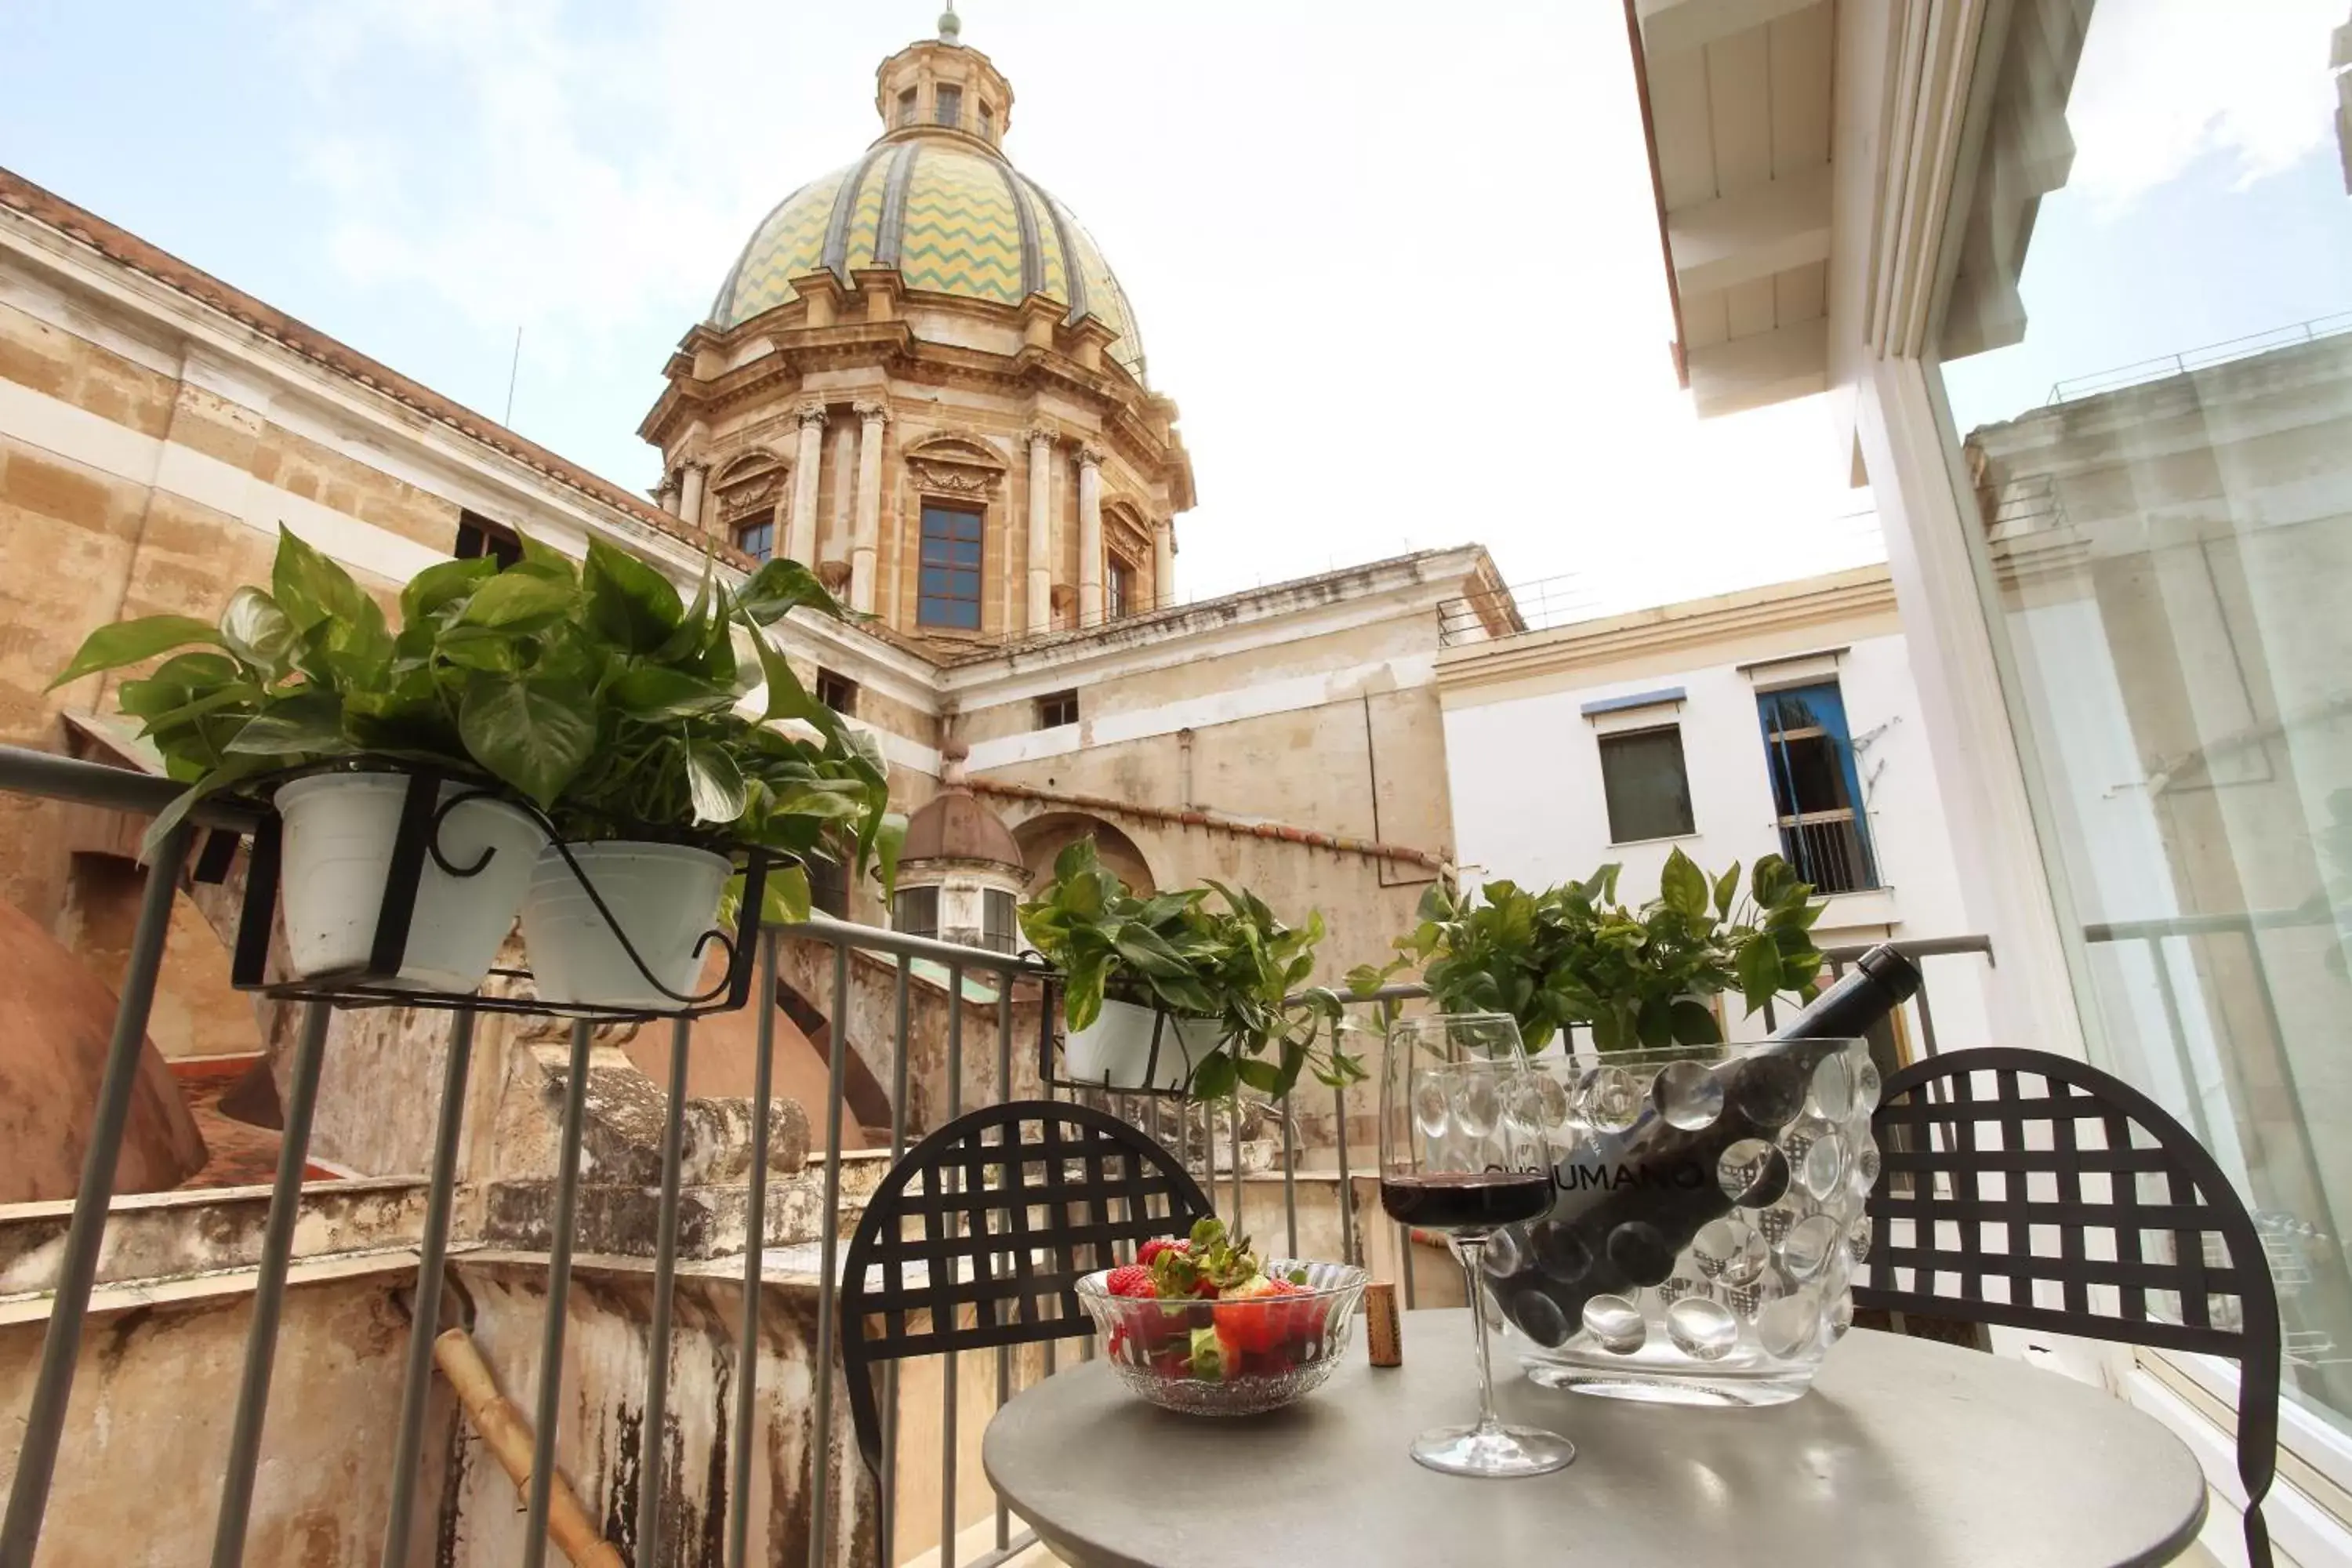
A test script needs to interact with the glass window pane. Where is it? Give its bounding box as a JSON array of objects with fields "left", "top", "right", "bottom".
[
  {"left": 1926, "top": 0, "right": 2352, "bottom": 1432},
  {"left": 935, "top": 84, "right": 961, "bottom": 126},
  {"left": 1598, "top": 727, "right": 1695, "bottom": 843}
]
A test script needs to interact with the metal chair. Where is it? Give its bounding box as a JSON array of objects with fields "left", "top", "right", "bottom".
[
  {"left": 838, "top": 1099, "right": 1211, "bottom": 1559},
  {"left": 1860, "top": 1047, "right": 2281, "bottom": 1567}
]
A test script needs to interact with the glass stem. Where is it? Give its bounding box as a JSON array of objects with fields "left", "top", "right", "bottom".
[{"left": 1455, "top": 1236, "right": 1501, "bottom": 1433}]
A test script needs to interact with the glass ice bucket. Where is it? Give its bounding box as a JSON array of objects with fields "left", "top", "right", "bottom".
[{"left": 1483, "top": 1037, "right": 1880, "bottom": 1406}]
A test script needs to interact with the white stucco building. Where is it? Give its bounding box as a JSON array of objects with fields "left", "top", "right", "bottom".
[{"left": 1439, "top": 563, "right": 1990, "bottom": 1054}]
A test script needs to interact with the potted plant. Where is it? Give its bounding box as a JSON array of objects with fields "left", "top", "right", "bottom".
[
  {"left": 51, "top": 528, "right": 888, "bottom": 1007},
  {"left": 1018, "top": 841, "right": 1367, "bottom": 1098},
  {"left": 1018, "top": 839, "right": 1222, "bottom": 1091},
  {"left": 1393, "top": 848, "right": 1827, "bottom": 1051}
]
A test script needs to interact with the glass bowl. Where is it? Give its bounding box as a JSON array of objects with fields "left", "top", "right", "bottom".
[{"left": 1075, "top": 1258, "right": 1369, "bottom": 1415}]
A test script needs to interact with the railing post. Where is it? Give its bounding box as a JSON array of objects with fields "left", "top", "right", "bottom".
[
  {"left": 941, "top": 963, "right": 964, "bottom": 1568},
  {"left": 726, "top": 934, "right": 780, "bottom": 1568},
  {"left": 807, "top": 939, "right": 852, "bottom": 1568},
  {"left": 520, "top": 1015, "right": 598, "bottom": 1568},
  {"left": 209, "top": 997, "right": 334, "bottom": 1567},
  {"left": 379, "top": 1006, "right": 479, "bottom": 1568},
  {"left": 880, "top": 956, "right": 912, "bottom": 1567},
  {"left": 635, "top": 1015, "right": 695, "bottom": 1568},
  {"left": 0, "top": 822, "right": 194, "bottom": 1566}
]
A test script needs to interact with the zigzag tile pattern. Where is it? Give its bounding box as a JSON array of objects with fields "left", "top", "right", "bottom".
[
  {"left": 707, "top": 143, "right": 1145, "bottom": 384},
  {"left": 714, "top": 165, "right": 850, "bottom": 323},
  {"left": 839, "top": 151, "right": 896, "bottom": 274},
  {"left": 895, "top": 147, "right": 1025, "bottom": 305}
]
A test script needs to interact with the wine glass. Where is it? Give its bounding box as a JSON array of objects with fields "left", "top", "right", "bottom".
[{"left": 1379, "top": 1012, "right": 1576, "bottom": 1478}]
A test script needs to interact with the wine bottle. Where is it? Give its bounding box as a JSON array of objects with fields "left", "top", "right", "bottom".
[{"left": 1494, "top": 944, "right": 1922, "bottom": 1341}]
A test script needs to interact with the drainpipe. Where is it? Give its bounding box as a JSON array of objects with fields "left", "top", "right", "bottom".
[{"left": 1178, "top": 728, "right": 1196, "bottom": 810}]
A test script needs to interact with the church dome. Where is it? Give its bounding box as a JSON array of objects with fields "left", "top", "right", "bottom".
[{"left": 710, "top": 142, "right": 1146, "bottom": 382}]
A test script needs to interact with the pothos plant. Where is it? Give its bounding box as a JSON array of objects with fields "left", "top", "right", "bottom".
[
  {"left": 1018, "top": 838, "right": 1365, "bottom": 1100},
  {"left": 1386, "top": 848, "right": 1828, "bottom": 1052},
  {"left": 49, "top": 527, "right": 895, "bottom": 920}
]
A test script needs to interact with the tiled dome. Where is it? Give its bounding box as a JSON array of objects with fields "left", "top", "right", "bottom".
[{"left": 709, "top": 141, "right": 1147, "bottom": 383}]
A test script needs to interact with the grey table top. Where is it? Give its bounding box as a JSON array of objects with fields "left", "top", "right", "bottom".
[{"left": 982, "top": 1310, "right": 2208, "bottom": 1568}]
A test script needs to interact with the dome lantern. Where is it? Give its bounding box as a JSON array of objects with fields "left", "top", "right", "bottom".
[{"left": 874, "top": 21, "right": 1013, "bottom": 151}]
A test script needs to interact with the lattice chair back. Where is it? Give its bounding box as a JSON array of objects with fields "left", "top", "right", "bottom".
[
  {"left": 838, "top": 1099, "right": 1213, "bottom": 1478},
  {"left": 1859, "top": 1047, "right": 2281, "bottom": 1568}
]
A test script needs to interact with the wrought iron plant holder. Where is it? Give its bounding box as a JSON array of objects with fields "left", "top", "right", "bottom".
[{"left": 209, "top": 761, "right": 771, "bottom": 1022}]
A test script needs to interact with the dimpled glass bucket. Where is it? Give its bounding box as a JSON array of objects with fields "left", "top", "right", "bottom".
[{"left": 1486, "top": 1038, "right": 1880, "bottom": 1406}]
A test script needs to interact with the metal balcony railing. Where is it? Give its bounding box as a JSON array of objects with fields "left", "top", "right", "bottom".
[
  {"left": 0, "top": 741, "right": 1991, "bottom": 1566},
  {"left": 1777, "top": 810, "right": 1880, "bottom": 896}
]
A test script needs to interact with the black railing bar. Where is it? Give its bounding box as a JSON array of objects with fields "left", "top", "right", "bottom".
[
  {"left": 1820, "top": 935, "right": 1995, "bottom": 963},
  {"left": 634, "top": 1015, "right": 695, "bottom": 1568},
  {"left": 0, "top": 744, "right": 263, "bottom": 830},
  {"left": 521, "top": 1016, "right": 597, "bottom": 1568},
  {"left": 1332, "top": 1080, "right": 1356, "bottom": 1267},
  {"left": 2142, "top": 936, "right": 2220, "bottom": 1155},
  {"left": 1913, "top": 978, "right": 1942, "bottom": 1060},
  {"left": 2085, "top": 907, "right": 2350, "bottom": 941},
  {"left": 771, "top": 914, "right": 1048, "bottom": 977},
  {"left": 208, "top": 997, "right": 333, "bottom": 1566},
  {"left": 807, "top": 942, "right": 852, "bottom": 1568},
  {"left": 1227, "top": 1103, "right": 1243, "bottom": 1231},
  {"left": 0, "top": 822, "right": 193, "bottom": 1564},
  {"left": 727, "top": 936, "right": 780, "bottom": 1568},
  {"left": 942, "top": 961, "right": 964, "bottom": 1568},
  {"left": 1280, "top": 1096, "right": 1299, "bottom": 1258},
  {"left": 993, "top": 987, "right": 1014, "bottom": 1554},
  {"left": 880, "top": 953, "right": 912, "bottom": 1568},
  {"left": 378, "top": 1006, "right": 479, "bottom": 1568}
]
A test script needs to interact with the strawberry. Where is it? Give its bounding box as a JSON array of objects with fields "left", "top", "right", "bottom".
[
  {"left": 1212, "top": 1275, "right": 1285, "bottom": 1354},
  {"left": 1105, "top": 1264, "right": 1156, "bottom": 1299},
  {"left": 1137, "top": 1237, "right": 1189, "bottom": 1265}
]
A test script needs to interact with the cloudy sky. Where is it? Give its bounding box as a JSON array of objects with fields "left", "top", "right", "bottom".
[{"left": 2, "top": 2, "right": 2345, "bottom": 613}]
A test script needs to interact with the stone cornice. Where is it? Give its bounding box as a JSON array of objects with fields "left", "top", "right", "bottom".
[{"left": 1436, "top": 565, "right": 1900, "bottom": 695}]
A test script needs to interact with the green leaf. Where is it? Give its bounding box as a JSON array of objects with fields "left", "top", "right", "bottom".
[
  {"left": 270, "top": 527, "right": 371, "bottom": 634},
  {"left": 1235, "top": 1058, "right": 1282, "bottom": 1094},
  {"left": 400, "top": 557, "right": 497, "bottom": 625},
  {"left": 1189, "top": 1052, "right": 1240, "bottom": 1101},
  {"left": 684, "top": 740, "right": 749, "bottom": 824},
  {"left": 1660, "top": 847, "right": 1708, "bottom": 919},
  {"left": 1712, "top": 863, "right": 1741, "bottom": 919},
  {"left": 49, "top": 615, "right": 223, "bottom": 688},
  {"left": 511, "top": 532, "right": 580, "bottom": 585},
  {"left": 583, "top": 538, "right": 684, "bottom": 652},
  {"left": 457, "top": 570, "right": 576, "bottom": 630},
  {"left": 611, "top": 666, "right": 737, "bottom": 720},
  {"left": 1735, "top": 931, "right": 1784, "bottom": 1012},
  {"left": 872, "top": 812, "right": 906, "bottom": 898},
  {"left": 224, "top": 690, "right": 349, "bottom": 756},
  {"left": 732, "top": 557, "right": 845, "bottom": 625},
  {"left": 1669, "top": 998, "right": 1722, "bottom": 1046},
  {"left": 458, "top": 672, "right": 597, "bottom": 808}
]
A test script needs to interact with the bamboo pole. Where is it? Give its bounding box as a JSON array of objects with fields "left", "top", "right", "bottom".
[{"left": 432, "top": 1327, "right": 626, "bottom": 1568}]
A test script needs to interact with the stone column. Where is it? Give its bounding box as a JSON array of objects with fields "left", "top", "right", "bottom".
[
  {"left": 1076, "top": 445, "right": 1104, "bottom": 626},
  {"left": 677, "top": 461, "right": 707, "bottom": 534},
  {"left": 786, "top": 402, "right": 826, "bottom": 565},
  {"left": 1025, "top": 426, "right": 1055, "bottom": 635},
  {"left": 850, "top": 401, "right": 888, "bottom": 614},
  {"left": 1154, "top": 518, "right": 1176, "bottom": 608}
]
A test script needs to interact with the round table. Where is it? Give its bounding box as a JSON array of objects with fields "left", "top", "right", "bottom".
[{"left": 982, "top": 1310, "right": 2207, "bottom": 1568}]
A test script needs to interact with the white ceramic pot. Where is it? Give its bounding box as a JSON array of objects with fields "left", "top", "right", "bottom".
[
  {"left": 1064, "top": 997, "right": 1218, "bottom": 1092},
  {"left": 274, "top": 771, "right": 542, "bottom": 993},
  {"left": 519, "top": 841, "right": 734, "bottom": 1011}
]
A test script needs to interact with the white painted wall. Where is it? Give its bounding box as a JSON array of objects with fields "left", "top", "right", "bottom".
[{"left": 1442, "top": 630, "right": 1991, "bottom": 1050}]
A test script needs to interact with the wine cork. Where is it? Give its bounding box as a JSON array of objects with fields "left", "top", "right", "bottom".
[{"left": 1364, "top": 1282, "right": 1402, "bottom": 1367}]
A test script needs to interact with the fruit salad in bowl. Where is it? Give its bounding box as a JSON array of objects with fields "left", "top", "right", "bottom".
[{"left": 1075, "top": 1218, "right": 1368, "bottom": 1415}]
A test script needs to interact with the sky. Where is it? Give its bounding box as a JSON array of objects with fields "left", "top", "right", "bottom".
[{"left": 0, "top": 2, "right": 2343, "bottom": 615}]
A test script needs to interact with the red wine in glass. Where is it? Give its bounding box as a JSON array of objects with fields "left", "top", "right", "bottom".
[{"left": 1381, "top": 1171, "right": 1552, "bottom": 1231}]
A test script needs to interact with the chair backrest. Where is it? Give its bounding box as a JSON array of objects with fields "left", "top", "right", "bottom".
[
  {"left": 837, "top": 1098, "right": 1212, "bottom": 1479},
  {"left": 1860, "top": 1047, "right": 2280, "bottom": 1567}
]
